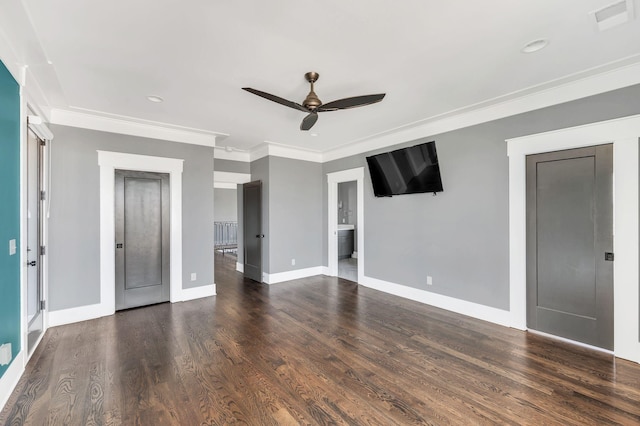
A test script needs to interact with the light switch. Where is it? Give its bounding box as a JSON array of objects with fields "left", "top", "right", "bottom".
[
  {"left": 190, "top": 273, "right": 197, "bottom": 281},
  {"left": 0, "top": 343, "right": 11, "bottom": 366},
  {"left": 9, "top": 239, "right": 16, "bottom": 256}
]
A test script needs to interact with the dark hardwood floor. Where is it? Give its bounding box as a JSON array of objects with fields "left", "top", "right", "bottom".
[{"left": 2, "top": 254, "right": 640, "bottom": 425}]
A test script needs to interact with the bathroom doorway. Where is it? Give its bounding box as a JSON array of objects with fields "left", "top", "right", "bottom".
[
  {"left": 327, "top": 168, "right": 364, "bottom": 283},
  {"left": 337, "top": 181, "right": 357, "bottom": 282}
]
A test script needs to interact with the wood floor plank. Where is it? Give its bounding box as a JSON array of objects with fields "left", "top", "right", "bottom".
[{"left": 2, "top": 252, "right": 640, "bottom": 425}]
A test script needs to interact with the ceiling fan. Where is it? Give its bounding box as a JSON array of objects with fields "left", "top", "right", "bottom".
[{"left": 242, "top": 72, "right": 385, "bottom": 131}]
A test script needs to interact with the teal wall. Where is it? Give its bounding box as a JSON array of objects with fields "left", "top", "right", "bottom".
[{"left": 0, "top": 60, "right": 21, "bottom": 378}]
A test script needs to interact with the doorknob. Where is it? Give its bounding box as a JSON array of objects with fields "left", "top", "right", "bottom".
[
  {"left": 256, "top": 234, "right": 264, "bottom": 238},
  {"left": 27, "top": 260, "right": 36, "bottom": 267}
]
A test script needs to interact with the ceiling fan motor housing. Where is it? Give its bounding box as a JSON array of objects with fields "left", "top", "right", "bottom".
[
  {"left": 304, "top": 91, "right": 322, "bottom": 110},
  {"left": 303, "top": 72, "right": 322, "bottom": 110}
]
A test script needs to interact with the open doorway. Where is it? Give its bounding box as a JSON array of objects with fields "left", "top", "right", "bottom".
[
  {"left": 337, "top": 181, "right": 357, "bottom": 282},
  {"left": 213, "top": 182, "right": 241, "bottom": 287},
  {"left": 327, "top": 168, "right": 365, "bottom": 283},
  {"left": 214, "top": 186, "right": 239, "bottom": 257}
]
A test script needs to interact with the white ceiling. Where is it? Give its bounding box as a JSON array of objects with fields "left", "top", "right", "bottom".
[{"left": 3, "top": 0, "right": 640, "bottom": 153}]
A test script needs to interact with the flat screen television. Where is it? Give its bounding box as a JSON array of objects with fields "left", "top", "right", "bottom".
[{"left": 366, "top": 141, "right": 443, "bottom": 197}]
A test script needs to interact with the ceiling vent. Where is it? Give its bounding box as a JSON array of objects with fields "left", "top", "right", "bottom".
[{"left": 590, "top": 0, "right": 635, "bottom": 31}]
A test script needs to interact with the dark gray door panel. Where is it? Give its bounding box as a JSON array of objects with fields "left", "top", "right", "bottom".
[
  {"left": 115, "top": 170, "right": 170, "bottom": 310},
  {"left": 243, "top": 181, "right": 262, "bottom": 283},
  {"left": 526, "top": 145, "right": 613, "bottom": 349}
]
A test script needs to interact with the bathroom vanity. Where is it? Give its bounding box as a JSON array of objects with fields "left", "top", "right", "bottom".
[{"left": 338, "top": 224, "right": 354, "bottom": 259}]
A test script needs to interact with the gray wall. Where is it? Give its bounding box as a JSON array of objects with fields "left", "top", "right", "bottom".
[
  {"left": 239, "top": 156, "right": 323, "bottom": 277},
  {"left": 48, "top": 125, "right": 215, "bottom": 310},
  {"left": 214, "top": 188, "right": 237, "bottom": 222},
  {"left": 214, "top": 158, "right": 250, "bottom": 174},
  {"left": 323, "top": 83, "right": 640, "bottom": 311},
  {"left": 268, "top": 156, "right": 323, "bottom": 274}
]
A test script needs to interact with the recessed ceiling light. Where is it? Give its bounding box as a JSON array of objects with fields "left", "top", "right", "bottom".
[
  {"left": 521, "top": 39, "right": 549, "bottom": 54},
  {"left": 146, "top": 95, "right": 164, "bottom": 103},
  {"left": 311, "top": 133, "right": 318, "bottom": 137}
]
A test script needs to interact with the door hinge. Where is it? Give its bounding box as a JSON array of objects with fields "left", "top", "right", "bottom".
[
  {"left": 40, "top": 139, "right": 46, "bottom": 147},
  {"left": 605, "top": 252, "right": 614, "bottom": 261},
  {"left": 40, "top": 300, "right": 46, "bottom": 310},
  {"left": 40, "top": 246, "right": 46, "bottom": 255},
  {"left": 40, "top": 190, "right": 46, "bottom": 201}
]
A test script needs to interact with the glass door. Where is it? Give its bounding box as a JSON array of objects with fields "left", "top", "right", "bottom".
[{"left": 26, "top": 128, "right": 44, "bottom": 354}]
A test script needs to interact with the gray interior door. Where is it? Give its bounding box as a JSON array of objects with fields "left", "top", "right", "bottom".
[
  {"left": 526, "top": 144, "right": 613, "bottom": 349},
  {"left": 26, "top": 128, "right": 44, "bottom": 353},
  {"left": 243, "top": 181, "right": 262, "bottom": 282},
  {"left": 115, "top": 170, "right": 170, "bottom": 310}
]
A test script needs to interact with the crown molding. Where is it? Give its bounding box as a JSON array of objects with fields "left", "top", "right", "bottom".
[
  {"left": 50, "top": 108, "right": 225, "bottom": 147},
  {"left": 322, "top": 56, "right": 640, "bottom": 162},
  {"left": 250, "top": 143, "right": 270, "bottom": 162},
  {"left": 214, "top": 148, "right": 251, "bottom": 162},
  {"left": 250, "top": 141, "right": 323, "bottom": 163},
  {"left": 20, "top": 65, "right": 54, "bottom": 121},
  {"left": 214, "top": 171, "right": 251, "bottom": 184},
  {"left": 214, "top": 182, "right": 239, "bottom": 189}
]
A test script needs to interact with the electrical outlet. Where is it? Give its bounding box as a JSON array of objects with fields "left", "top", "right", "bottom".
[
  {"left": 0, "top": 343, "right": 12, "bottom": 366},
  {"left": 291, "top": 258, "right": 296, "bottom": 266},
  {"left": 427, "top": 276, "right": 433, "bottom": 286},
  {"left": 190, "top": 273, "right": 197, "bottom": 281}
]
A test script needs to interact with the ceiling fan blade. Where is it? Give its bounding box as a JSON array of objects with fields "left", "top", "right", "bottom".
[
  {"left": 318, "top": 93, "right": 386, "bottom": 112},
  {"left": 242, "top": 87, "right": 308, "bottom": 112},
  {"left": 300, "top": 112, "right": 318, "bottom": 131}
]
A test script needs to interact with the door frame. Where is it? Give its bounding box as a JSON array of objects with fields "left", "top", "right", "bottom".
[
  {"left": 507, "top": 114, "right": 640, "bottom": 363},
  {"left": 327, "top": 167, "right": 365, "bottom": 282},
  {"left": 98, "top": 151, "right": 184, "bottom": 316}
]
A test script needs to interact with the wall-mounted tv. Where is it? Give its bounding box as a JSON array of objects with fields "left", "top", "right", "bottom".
[{"left": 366, "top": 141, "right": 443, "bottom": 197}]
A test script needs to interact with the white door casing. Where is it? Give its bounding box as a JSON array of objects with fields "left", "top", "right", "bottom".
[
  {"left": 507, "top": 114, "right": 640, "bottom": 363},
  {"left": 98, "top": 151, "right": 184, "bottom": 316}
]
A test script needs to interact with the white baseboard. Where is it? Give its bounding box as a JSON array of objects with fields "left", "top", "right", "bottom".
[
  {"left": 360, "top": 276, "right": 512, "bottom": 328},
  {"left": 180, "top": 284, "right": 216, "bottom": 301},
  {"left": 0, "top": 349, "right": 25, "bottom": 412},
  {"left": 48, "top": 284, "right": 215, "bottom": 326},
  {"left": 264, "top": 266, "right": 324, "bottom": 285},
  {"left": 351, "top": 251, "right": 358, "bottom": 259},
  {"left": 48, "top": 303, "right": 113, "bottom": 327},
  {"left": 236, "top": 262, "right": 244, "bottom": 273},
  {"left": 321, "top": 266, "right": 331, "bottom": 276}
]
